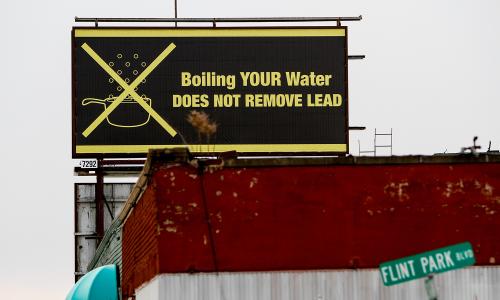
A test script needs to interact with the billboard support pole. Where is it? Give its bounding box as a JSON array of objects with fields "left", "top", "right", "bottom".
[
  {"left": 95, "top": 159, "right": 104, "bottom": 242},
  {"left": 174, "top": 0, "right": 178, "bottom": 27}
]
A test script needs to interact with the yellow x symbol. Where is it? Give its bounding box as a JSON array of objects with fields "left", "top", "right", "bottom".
[{"left": 81, "top": 42, "right": 177, "bottom": 138}]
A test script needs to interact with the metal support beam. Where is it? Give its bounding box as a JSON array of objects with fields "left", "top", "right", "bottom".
[
  {"left": 174, "top": 0, "right": 178, "bottom": 27},
  {"left": 349, "top": 126, "right": 366, "bottom": 130},
  {"left": 348, "top": 55, "right": 366, "bottom": 60},
  {"left": 75, "top": 16, "right": 362, "bottom": 24},
  {"left": 95, "top": 159, "right": 104, "bottom": 242}
]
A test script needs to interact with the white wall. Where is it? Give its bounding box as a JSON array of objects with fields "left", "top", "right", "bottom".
[{"left": 135, "top": 267, "right": 500, "bottom": 300}]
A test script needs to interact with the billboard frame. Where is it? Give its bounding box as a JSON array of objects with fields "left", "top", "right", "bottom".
[{"left": 71, "top": 26, "right": 349, "bottom": 158}]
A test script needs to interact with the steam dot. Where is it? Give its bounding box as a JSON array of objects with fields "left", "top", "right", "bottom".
[
  {"left": 125, "top": 62, "right": 131, "bottom": 67},
  {"left": 109, "top": 94, "right": 114, "bottom": 98},
  {"left": 133, "top": 54, "right": 139, "bottom": 59},
  {"left": 109, "top": 62, "right": 114, "bottom": 67},
  {"left": 133, "top": 70, "right": 138, "bottom": 75},
  {"left": 141, "top": 94, "right": 146, "bottom": 98},
  {"left": 141, "top": 62, "right": 146, "bottom": 67},
  {"left": 125, "top": 78, "right": 130, "bottom": 83},
  {"left": 117, "top": 54, "right": 123, "bottom": 59},
  {"left": 142, "top": 79, "right": 146, "bottom": 84},
  {"left": 117, "top": 70, "right": 122, "bottom": 75},
  {"left": 117, "top": 86, "right": 123, "bottom": 91},
  {"left": 109, "top": 78, "right": 114, "bottom": 83},
  {"left": 134, "top": 87, "right": 138, "bottom": 91}
]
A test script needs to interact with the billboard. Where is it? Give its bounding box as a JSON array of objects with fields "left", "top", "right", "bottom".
[{"left": 72, "top": 27, "right": 348, "bottom": 157}]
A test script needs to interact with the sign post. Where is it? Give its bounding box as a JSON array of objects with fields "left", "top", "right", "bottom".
[
  {"left": 379, "top": 242, "right": 475, "bottom": 286},
  {"left": 424, "top": 275, "right": 438, "bottom": 300}
]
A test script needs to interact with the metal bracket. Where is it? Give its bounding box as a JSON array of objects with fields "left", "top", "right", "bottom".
[{"left": 348, "top": 55, "right": 366, "bottom": 60}]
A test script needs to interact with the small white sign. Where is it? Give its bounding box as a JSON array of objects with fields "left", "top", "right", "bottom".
[{"left": 78, "top": 159, "right": 98, "bottom": 169}]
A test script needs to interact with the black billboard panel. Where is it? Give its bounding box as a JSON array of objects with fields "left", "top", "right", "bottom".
[{"left": 72, "top": 27, "right": 348, "bottom": 157}]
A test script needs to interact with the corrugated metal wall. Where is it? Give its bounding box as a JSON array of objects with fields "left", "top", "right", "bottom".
[
  {"left": 75, "top": 183, "right": 133, "bottom": 281},
  {"left": 136, "top": 267, "right": 500, "bottom": 300},
  {"left": 87, "top": 220, "right": 123, "bottom": 271}
]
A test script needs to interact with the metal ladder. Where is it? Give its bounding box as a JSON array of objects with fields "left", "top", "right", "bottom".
[{"left": 358, "top": 128, "right": 393, "bottom": 156}]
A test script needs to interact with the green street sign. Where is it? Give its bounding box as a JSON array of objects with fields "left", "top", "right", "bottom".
[{"left": 379, "top": 242, "right": 475, "bottom": 286}]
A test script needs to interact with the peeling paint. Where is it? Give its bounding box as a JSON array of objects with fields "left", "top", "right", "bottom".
[
  {"left": 216, "top": 191, "right": 222, "bottom": 196},
  {"left": 443, "top": 180, "right": 465, "bottom": 198},
  {"left": 188, "top": 174, "right": 198, "bottom": 180},
  {"left": 482, "top": 183, "right": 494, "bottom": 197},
  {"left": 165, "top": 226, "right": 178, "bottom": 233},
  {"left": 249, "top": 177, "right": 259, "bottom": 188},
  {"left": 362, "top": 196, "right": 374, "bottom": 206},
  {"left": 163, "top": 163, "right": 181, "bottom": 169},
  {"left": 163, "top": 219, "right": 174, "bottom": 225},
  {"left": 384, "top": 181, "right": 409, "bottom": 202},
  {"left": 188, "top": 202, "right": 198, "bottom": 208},
  {"left": 474, "top": 180, "right": 482, "bottom": 189},
  {"left": 233, "top": 192, "right": 238, "bottom": 198}
]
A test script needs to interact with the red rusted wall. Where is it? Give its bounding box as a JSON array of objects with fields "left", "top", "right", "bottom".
[{"left": 122, "top": 160, "right": 500, "bottom": 295}]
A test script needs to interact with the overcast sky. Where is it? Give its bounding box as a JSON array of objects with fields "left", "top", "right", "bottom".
[{"left": 1, "top": 0, "right": 499, "bottom": 298}]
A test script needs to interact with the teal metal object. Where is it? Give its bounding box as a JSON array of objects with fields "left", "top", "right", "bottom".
[{"left": 66, "top": 265, "right": 119, "bottom": 300}]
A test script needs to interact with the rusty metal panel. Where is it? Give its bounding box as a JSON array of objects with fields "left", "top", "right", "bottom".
[
  {"left": 135, "top": 267, "right": 500, "bottom": 300},
  {"left": 75, "top": 183, "right": 133, "bottom": 281},
  {"left": 143, "top": 162, "right": 500, "bottom": 273}
]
